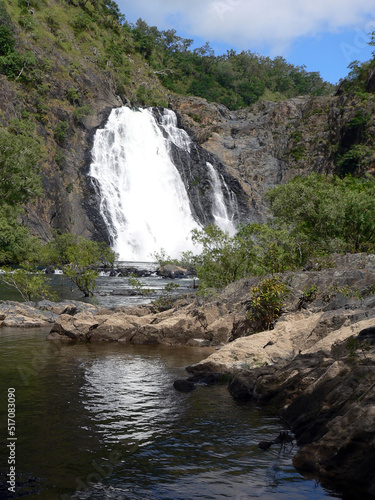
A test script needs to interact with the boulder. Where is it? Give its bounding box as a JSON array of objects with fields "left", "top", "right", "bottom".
[
  {"left": 173, "top": 379, "right": 196, "bottom": 392},
  {"left": 157, "top": 264, "right": 189, "bottom": 278},
  {"left": 48, "top": 312, "right": 99, "bottom": 340},
  {"left": 0, "top": 301, "right": 57, "bottom": 327}
]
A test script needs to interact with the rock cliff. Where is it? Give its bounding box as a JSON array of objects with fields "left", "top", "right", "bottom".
[{"left": 172, "top": 92, "right": 375, "bottom": 223}]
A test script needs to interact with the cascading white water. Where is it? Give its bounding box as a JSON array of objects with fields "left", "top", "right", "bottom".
[
  {"left": 206, "top": 162, "right": 238, "bottom": 235},
  {"left": 90, "top": 107, "right": 239, "bottom": 261},
  {"left": 90, "top": 107, "right": 201, "bottom": 261}
]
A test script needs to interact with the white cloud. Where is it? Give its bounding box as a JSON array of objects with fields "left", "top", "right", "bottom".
[{"left": 118, "top": 0, "right": 375, "bottom": 52}]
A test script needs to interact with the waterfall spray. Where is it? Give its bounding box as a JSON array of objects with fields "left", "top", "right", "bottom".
[{"left": 90, "top": 107, "right": 238, "bottom": 261}]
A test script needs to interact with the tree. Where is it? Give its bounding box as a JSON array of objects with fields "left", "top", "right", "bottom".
[
  {"left": 190, "top": 224, "right": 256, "bottom": 290},
  {"left": 0, "top": 206, "right": 42, "bottom": 264},
  {"left": 42, "top": 234, "right": 117, "bottom": 297},
  {"left": 266, "top": 173, "right": 375, "bottom": 254},
  {"left": 0, "top": 262, "right": 55, "bottom": 301}
]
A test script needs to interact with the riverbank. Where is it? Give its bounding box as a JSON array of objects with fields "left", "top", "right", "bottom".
[{"left": 1, "top": 253, "right": 375, "bottom": 497}]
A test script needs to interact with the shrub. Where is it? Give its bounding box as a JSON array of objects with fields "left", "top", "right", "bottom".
[
  {"left": 54, "top": 121, "right": 69, "bottom": 145},
  {"left": 66, "top": 87, "right": 81, "bottom": 104},
  {"left": 72, "top": 104, "right": 91, "bottom": 123},
  {"left": 41, "top": 234, "right": 117, "bottom": 297},
  {"left": 0, "top": 263, "right": 55, "bottom": 301},
  {"left": 69, "top": 12, "right": 91, "bottom": 34},
  {"left": 266, "top": 173, "right": 375, "bottom": 254},
  {"left": 246, "top": 276, "right": 290, "bottom": 332},
  {"left": 0, "top": 25, "right": 15, "bottom": 55}
]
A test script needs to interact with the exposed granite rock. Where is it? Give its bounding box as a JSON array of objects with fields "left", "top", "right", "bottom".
[
  {"left": 157, "top": 264, "right": 189, "bottom": 278},
  {"left": 0, "top": 300, "right": 102, "bottom": 328},
  {"left": 227, "top": 337, "right": 375, "bottom": 497},
  {"left": 47, "top": 254, "right": 375, "bottom": 358}
]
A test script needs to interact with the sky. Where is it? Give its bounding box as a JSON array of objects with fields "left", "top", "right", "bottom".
[{"left": 115, "top": 0, "right": 375, "bottom": 84}]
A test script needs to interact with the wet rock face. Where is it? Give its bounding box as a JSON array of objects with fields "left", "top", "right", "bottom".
[{"left": 171, "top": 96, "right": 310, "bottom": 223}]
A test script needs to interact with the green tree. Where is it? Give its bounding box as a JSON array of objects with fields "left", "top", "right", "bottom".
[
  {"left": 0, "top": 130, "right": 42, "bottom": 205},
  {"left": 0, "top": 262, "right": 55, "bottom": 302},
  {"left": 0, "top": 206, "right": 42, "bottom": 264},
  {"left": 42, "top": 234, "right": 117, "bottom": 297},
  {"left": 190, "top": 224, "right": 256, "bottom": 290},
  {"left": 266, "top": 173, "right": 375, "bottom": 254}
]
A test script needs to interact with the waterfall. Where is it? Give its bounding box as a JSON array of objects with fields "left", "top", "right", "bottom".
[
  {"left": 206, "top": 162, "right": 238, "bottom": 235},
  {"left": 89, "top": 107, "right": 239, "bottom": 261}
]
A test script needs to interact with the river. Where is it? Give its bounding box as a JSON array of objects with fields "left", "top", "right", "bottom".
[{"left": 0, "top": 324, "right": 339, "bottom": 500}]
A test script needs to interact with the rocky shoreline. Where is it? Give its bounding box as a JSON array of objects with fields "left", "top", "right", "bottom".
[{"left": 1, "top": 253, "right": 375, "bottom": 496}]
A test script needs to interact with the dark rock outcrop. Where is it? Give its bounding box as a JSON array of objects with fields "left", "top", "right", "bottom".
[
  {"left": 227, "top": 337, "right": 375, "bottom": 498},
  {"left": 173, "top": 379, "right": 196, "bottom": 392}
]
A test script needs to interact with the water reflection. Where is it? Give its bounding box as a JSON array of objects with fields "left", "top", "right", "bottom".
[
  {"left": 0, "top": 329, "right": 338, "bottom": 500},
  {"left": 81, "top": 355, "right": 180, "bottom": 445}
]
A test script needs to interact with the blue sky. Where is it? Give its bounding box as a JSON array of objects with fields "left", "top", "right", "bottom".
[{"left": 115, "top": 0, "right": 375, "bottom": 84}]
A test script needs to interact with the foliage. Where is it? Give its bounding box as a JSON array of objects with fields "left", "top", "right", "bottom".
[
  {"left": 129, "top": 19, "right": 333, "bottom": 109},
  {"left": 73, "top": 104, "right": 91, "bottom": 122},
  {"left": 0, "top": 130, "right": 42, "bottom": 206},
  {"left": 266, "top": 173, "right": 375, "bottom": 254},
  {"left": 0, "top": 206, "right": 42, "bottom": 265},
  {"left": 345, "top": 337, "right": 371, "bottom": 367},
  {"left": 54, "top": 121, "right": 69, "bottom": 145},
  {"left": 168, "top": 174, "right": 375, "bottom": 293},
  {"left": 63, "top": 265, "right": 98, "bottom": 297},
  {"left": 66, "top": 87, "right": 81, "bottom": 104},
  {"left": 0, "top": 50, "right": 38, "bottom": 81},
  {"left": 128, "top": 274, "right": 152, "bottom": 296},
  {"left": 0, "top": 25, "right": 15, "bottom": 55},
  {"left": 8, "top": 117, "right": 35, "bottom": 136},
  {"left": 190, "top": 224, "right": 257, "bottom": 290},
  {"left": 247, "top": 223, "right": 307, "bottom": 274},
  {"left": 151, "top": 282, "right": 180, "bottom": 312},
  {"left": 69, "top": 12, "right": 92, "bottom": 34},
  {"left": 41, "top": 234, "right": 117, "bottom": 297},
  {"left": 246, "top": 276, "right": 290, "bottom": 332},
  {"left": 0, "top": 262, "right": 55, "bottom": 301},
  {"left": 336, "top": 144, "right": 374, "bottom": 176}
]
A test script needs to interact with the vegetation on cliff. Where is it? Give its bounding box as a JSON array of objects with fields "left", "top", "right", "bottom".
[
  {"left": 167, "top": 174, "right": 375, "bottom": 292},
  {"left": 129, "top": 18, "right": 334, "bottom": 109}
]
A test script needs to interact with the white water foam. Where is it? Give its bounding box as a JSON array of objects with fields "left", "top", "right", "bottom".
[
  {"left": 90, "top": 107, "right": 239, "bottom": 261},
  {"left": 89, "top": 107, "right": 201, "bottom": 261},
  {"left": 206, "top": 162, "right": 238, "bottom": 235}
]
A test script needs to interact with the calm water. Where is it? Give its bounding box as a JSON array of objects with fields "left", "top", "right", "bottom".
[{"left": 0, "top": 328, "right": 339, "bottom": 500}]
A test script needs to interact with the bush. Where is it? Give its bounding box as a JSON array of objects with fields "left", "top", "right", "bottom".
[
  {"left": 69, "top": 13, "right": 91, "bottom": 34},
  {"left": 66, "top": 87, "right": 81, "bottom": 104},
  {"left": 0, "top": 25, "right": 15, "bottom": 55},
  {"left": 0, "top": 130, "right": 42, "bottom": 206},
  {"left": 41, "top": 234, "right": 117, "bottom": 297},
  {"left": 246, "top": 276, "right": 290, "bottom": 332},
  {"left": 0, "top": 206, "right": 42, "bottom": 265},
  {"left": 54, "top": 121, "right": 69, "bottom": 145},
  {"left": 73, "top": 104, "right": 91, "bottom": 123},
  {"left": 190, "top": 224, "right": 257, "bottom": 290}
]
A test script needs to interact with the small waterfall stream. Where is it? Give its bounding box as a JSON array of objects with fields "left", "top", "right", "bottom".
[
  {"left": 206, "top": 162, "right": 238, "bottom": 235},
  {"left": 90, "top": 107, "right": 238, "bottom": 261}
]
